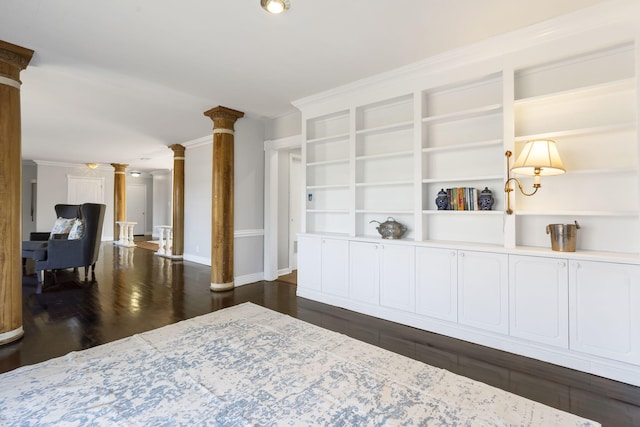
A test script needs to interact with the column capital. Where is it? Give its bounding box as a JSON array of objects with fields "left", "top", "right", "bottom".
[
  {"left": 169, "top": 144, "right": 185, "bottom": 157},
  {"left": 111, "top": 163, "right": 128, "bottom": 173},
  {"left": 0, "top": 40, "right": 33, "bottom": 72},
  {"left": 203, "top": 106, "right": 244, "bottom": 131}
]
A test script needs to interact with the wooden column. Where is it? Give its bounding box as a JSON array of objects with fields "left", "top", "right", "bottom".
[
  {"left": 203, "top": 106, "right": 244, "bottom": 292},
  {"left": 169, "top": 144, "right": 185, "bottom": 258},
  {"left": 111, "top": 163, "right": 128, "bottom": 241},
  {"left": 0, "top": 41, "right": 33, "bottom": 345}
]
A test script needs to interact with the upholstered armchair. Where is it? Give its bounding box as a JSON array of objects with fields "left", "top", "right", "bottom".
[
  {"left": 22, "top": 204, "right": 82, "bottom": 275},
  {"left": 29, "top": 203, "right": 106, "bottom": 293}
]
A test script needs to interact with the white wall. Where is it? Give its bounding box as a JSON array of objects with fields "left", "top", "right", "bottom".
[
  {"left": 266, "top": 111, "right": 301, "bottom": 140},
  {"left": 183, "top": 116, "right": 266, "bottom": 285},
  {"left": 22, "top": 161, "right": 37, "bottom": 240},
  {"left": 152, "top": 170, "right": 172, "bottom": 237},
  {"left": 35, "top": 163, "right": 115, "bottom": 240}
]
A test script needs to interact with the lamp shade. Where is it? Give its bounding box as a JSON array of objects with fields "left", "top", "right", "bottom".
[{"left": 511, "top": 140, "right": 565, "bottom": 176}]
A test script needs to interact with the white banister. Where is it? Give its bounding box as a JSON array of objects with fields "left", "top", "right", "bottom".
[{"left": 115, "top": 221, "right": 137, "bottom": 247}]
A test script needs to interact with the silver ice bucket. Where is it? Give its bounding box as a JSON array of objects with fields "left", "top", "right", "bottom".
[{"left": 546, "top": 221, "right": 580, "bottom": 252}]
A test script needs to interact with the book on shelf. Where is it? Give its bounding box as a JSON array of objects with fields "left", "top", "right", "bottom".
[{"left": 446, "top": 187, "right": 479, "bottom": 211}]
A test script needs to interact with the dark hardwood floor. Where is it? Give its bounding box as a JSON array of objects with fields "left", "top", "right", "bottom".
[{"left": 2, "top": 242, "right": 639, "bottom": 426}]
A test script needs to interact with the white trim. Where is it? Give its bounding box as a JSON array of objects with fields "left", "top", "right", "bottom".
[
  {"left": 0, "top": 326, "right": 24, "bottom": 345},
  {"left": 235, "top": 272, "right": 265, "bottom": 286},
  {"left": 33, "top": 160, "right": 111, "bottom": 170},
  {"left": 0, "top": 75, "right": 21, "bottom": 89},
  {"left": 264, "top": 134, "right": 301, "bottom": 151},
  {"left": 278, "top": 267, "right": 292, "bottom": 276},
  {"left": 183, "top": 253, "right": 211, "bottom": 266},
  {"left": 263, "top": 135, "right": 302, "bottom": 281},
  {"left": 182, "top": 135, "right": 211, "bottom": 149},
  {"left": 234, "top": 229, "right": 264, "bottom": 238}
]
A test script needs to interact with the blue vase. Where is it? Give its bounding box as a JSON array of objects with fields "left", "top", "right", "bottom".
[
  {"left": 478, "top": 187, "right": 494, "bottom": 210},
  {"left": 435, "top": 189, "right": 449, "bottom": 210}
]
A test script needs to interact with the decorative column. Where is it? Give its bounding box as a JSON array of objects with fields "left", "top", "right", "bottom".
[
  {"left": 203, "top": 106, "right": 244, "bottom": 292},
  {"left": 169, "top": 144, "right": 185, "bottom": 259},
  {"left": 111, "top": 163, "right": 128, "bottom": 242},
  {"left": 0, "top": 40, "right": 33, "bottom": 345}
]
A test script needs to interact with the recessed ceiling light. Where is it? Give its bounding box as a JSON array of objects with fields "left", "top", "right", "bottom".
[
  {"left": 261, "top": 0, "right": 289, "bottom": 14},
  {"left": 130, "top": 171, "right": 141, "bottom": 177}
]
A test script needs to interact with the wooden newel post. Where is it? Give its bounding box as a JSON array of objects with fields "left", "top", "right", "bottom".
[
  {"left": 111, "top": 163, "right": 128, "bottom": 241},
  {"left": 169, "top": 144, "right": 185, "bottom": 258},
  {"left": 0, "top": 40, "right": 33, "bottom": 345},
  {"left": 203, "top": 106, "right": 244, "bottom": 292}
]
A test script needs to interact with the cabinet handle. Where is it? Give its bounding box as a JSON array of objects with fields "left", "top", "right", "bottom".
[
  {"left": 460, "top": 252, "right": 465, "bottom": 257},
  {"left": 452, "top": 251, "right": 456, "bottom": 257},
  {"left": 559, "top": 261, "right": 566, "bottom": 268}
]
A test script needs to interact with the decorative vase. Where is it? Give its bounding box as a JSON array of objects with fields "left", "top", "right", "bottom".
[
  {"left": 478, "top": 187, "right": 494, "bottom": 210},
  {"left": 435, "top": 189, "right": 449, "bottom": 210}
]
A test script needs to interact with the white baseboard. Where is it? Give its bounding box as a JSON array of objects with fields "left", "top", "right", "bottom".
[
  {"left": 235, "top": 272, "right": 265, "bottom": 287},
  {"left": 277, "top": 267, "right": 292, "bottom": 276},
  {"left": 183, "top": 253, "right": 211, "bottom": 266}
]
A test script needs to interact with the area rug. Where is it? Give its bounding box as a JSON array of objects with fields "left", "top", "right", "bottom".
[{"left": 0, "top": 303, "right": 599, "bottom": 426}]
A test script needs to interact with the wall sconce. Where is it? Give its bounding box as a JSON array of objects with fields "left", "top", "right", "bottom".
[
  {"left": 261, "top": 0, "right": 289, "bottom": 14},
  {"left": 504, "top": 140, "right": 565, "bottom": 215}
]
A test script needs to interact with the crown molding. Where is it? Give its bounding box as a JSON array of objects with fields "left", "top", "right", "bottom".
[
  {"left": 181, "top": 135, "right": 211, "bottom": 149},
  {"left": 264, "top": 134, "right": 301, "bottom": 151},
  {"left": 32, "top": 159, "right": 110, "bottom": 170}
]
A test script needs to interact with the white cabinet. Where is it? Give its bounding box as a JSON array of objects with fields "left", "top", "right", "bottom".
[
  {"left": 298, "top": 235, "right": 321, "bottom": 291},
  {"left": 458, "top": 250, "right": 509, "bottom": 334},
  {"left": 348, "top": 242, "right": 414, "bottom": 311},
  {"left": 379, "top": 244, "right": 415, "bottom": 312},
  {"left": 349, "top": 241, "right": 379, "bottom": 304},
  {"left": 509, "top": 255, "right": 568, "bottom": 348},
  {"left": 415, "top": 247, "right": 458, "bottom": 322},
  {"left": 320, "top": 238, "right": 349, "bottom": 297},
  {"left": 569, "top": 260, "right": 640, "bottom": 364}
]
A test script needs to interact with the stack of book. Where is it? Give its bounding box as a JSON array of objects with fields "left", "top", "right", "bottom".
[{"left": 446, "top": 187, "right": 479, "bottom": 211}]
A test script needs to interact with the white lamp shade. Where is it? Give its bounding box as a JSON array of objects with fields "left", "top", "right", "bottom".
[{"left": 511, "top": 140, "right": 565, "bottom": 176}]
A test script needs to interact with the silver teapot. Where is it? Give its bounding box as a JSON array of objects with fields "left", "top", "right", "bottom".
[{"left": 369, "top": 217, "right": 407, "bottom": 239}]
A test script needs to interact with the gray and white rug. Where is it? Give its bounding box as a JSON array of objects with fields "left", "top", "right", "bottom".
[{"left": 0, "top": 303, "right": 599, "bottom": 426}]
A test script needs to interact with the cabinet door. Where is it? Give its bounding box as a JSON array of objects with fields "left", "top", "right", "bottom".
[
  {"left": 379, "top": 244, "right": 415, "bottom": 312},
  {"left": 509, "top": 255, "right": 568, "bottom": 348},
  {"left": 458, "top": 250, "right": 508, "bottom": 334},
  {"left": 569, "top": 261, "right": 640, "bottom": 364},
  {"left": 415, "top": 247, "right": 458, "bottom": 322},
  {"left": 297, "top": 236, "right": 321, "bottom": 291},
  {"left": 321, "top": 238, "right": 349, "bottom": 297},
  {"left": 349, "top": 241, "right": 379, "bottom": 305}
]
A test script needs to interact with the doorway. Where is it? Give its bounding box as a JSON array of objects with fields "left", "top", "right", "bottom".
[
  {"left": 288, "top": 154, "right": 302, "bottom": 270},
  {"left": 67, "top": 176, "right": 105, "bottom": 204},
  {"left": 126, "top": 184, "right": 147, "bottom": 235}
]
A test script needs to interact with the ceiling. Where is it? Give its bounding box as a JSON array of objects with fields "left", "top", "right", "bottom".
[{"left": 0, "top": 0, "right": 606, "bottom": 172}]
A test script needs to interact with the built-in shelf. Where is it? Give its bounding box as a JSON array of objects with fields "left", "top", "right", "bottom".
[
  {"left": 515, "top": 122, "right": 636, "bottom": 142},
  {"left": 422, "top": 104, "right": 502, "bottom": 124},
  {"left": 307, "top": 133, "right": 350, "bottom": 145},
  {"left": 307, "top": 209, "right": 350, "bottom": 214},
  {"left": 422, "top": 210, "right": 503, "bottom": 215},
  {"left": 306, "top": 159, "right": 349, "bottom": 167},
  {"left": 356, "top": 121, "right": 413, "bottom": 136},
  {"left": 356, "top": 180, "right": 414, "bottom": 187},
  {"left": 356, "top": 150, "right": 413, "bottom": 161},
  {"left": 423, "top": 139, "right": 502, "bottom": 153},
  {"left": 515, "top": 210, "right": 639, "bottom": 217},
  {"left": 306, "top": 184, "right": 350, "bottom": 190},
  {"left": 356, "top": 209, "right": 414, "bottom": 214},
  {"left": 515, "top": 78, "right": 635, "bottom": 106},
  {"left": 422, "top": 175, "right": 503, "bottom": 184}
]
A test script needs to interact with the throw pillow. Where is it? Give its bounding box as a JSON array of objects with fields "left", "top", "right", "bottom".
[
  {"left": 50, "top": 217, "right": 77, "bottom": 239},
  {"left": 68, "top": 219, "right": 85, "bottom": 240}
]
